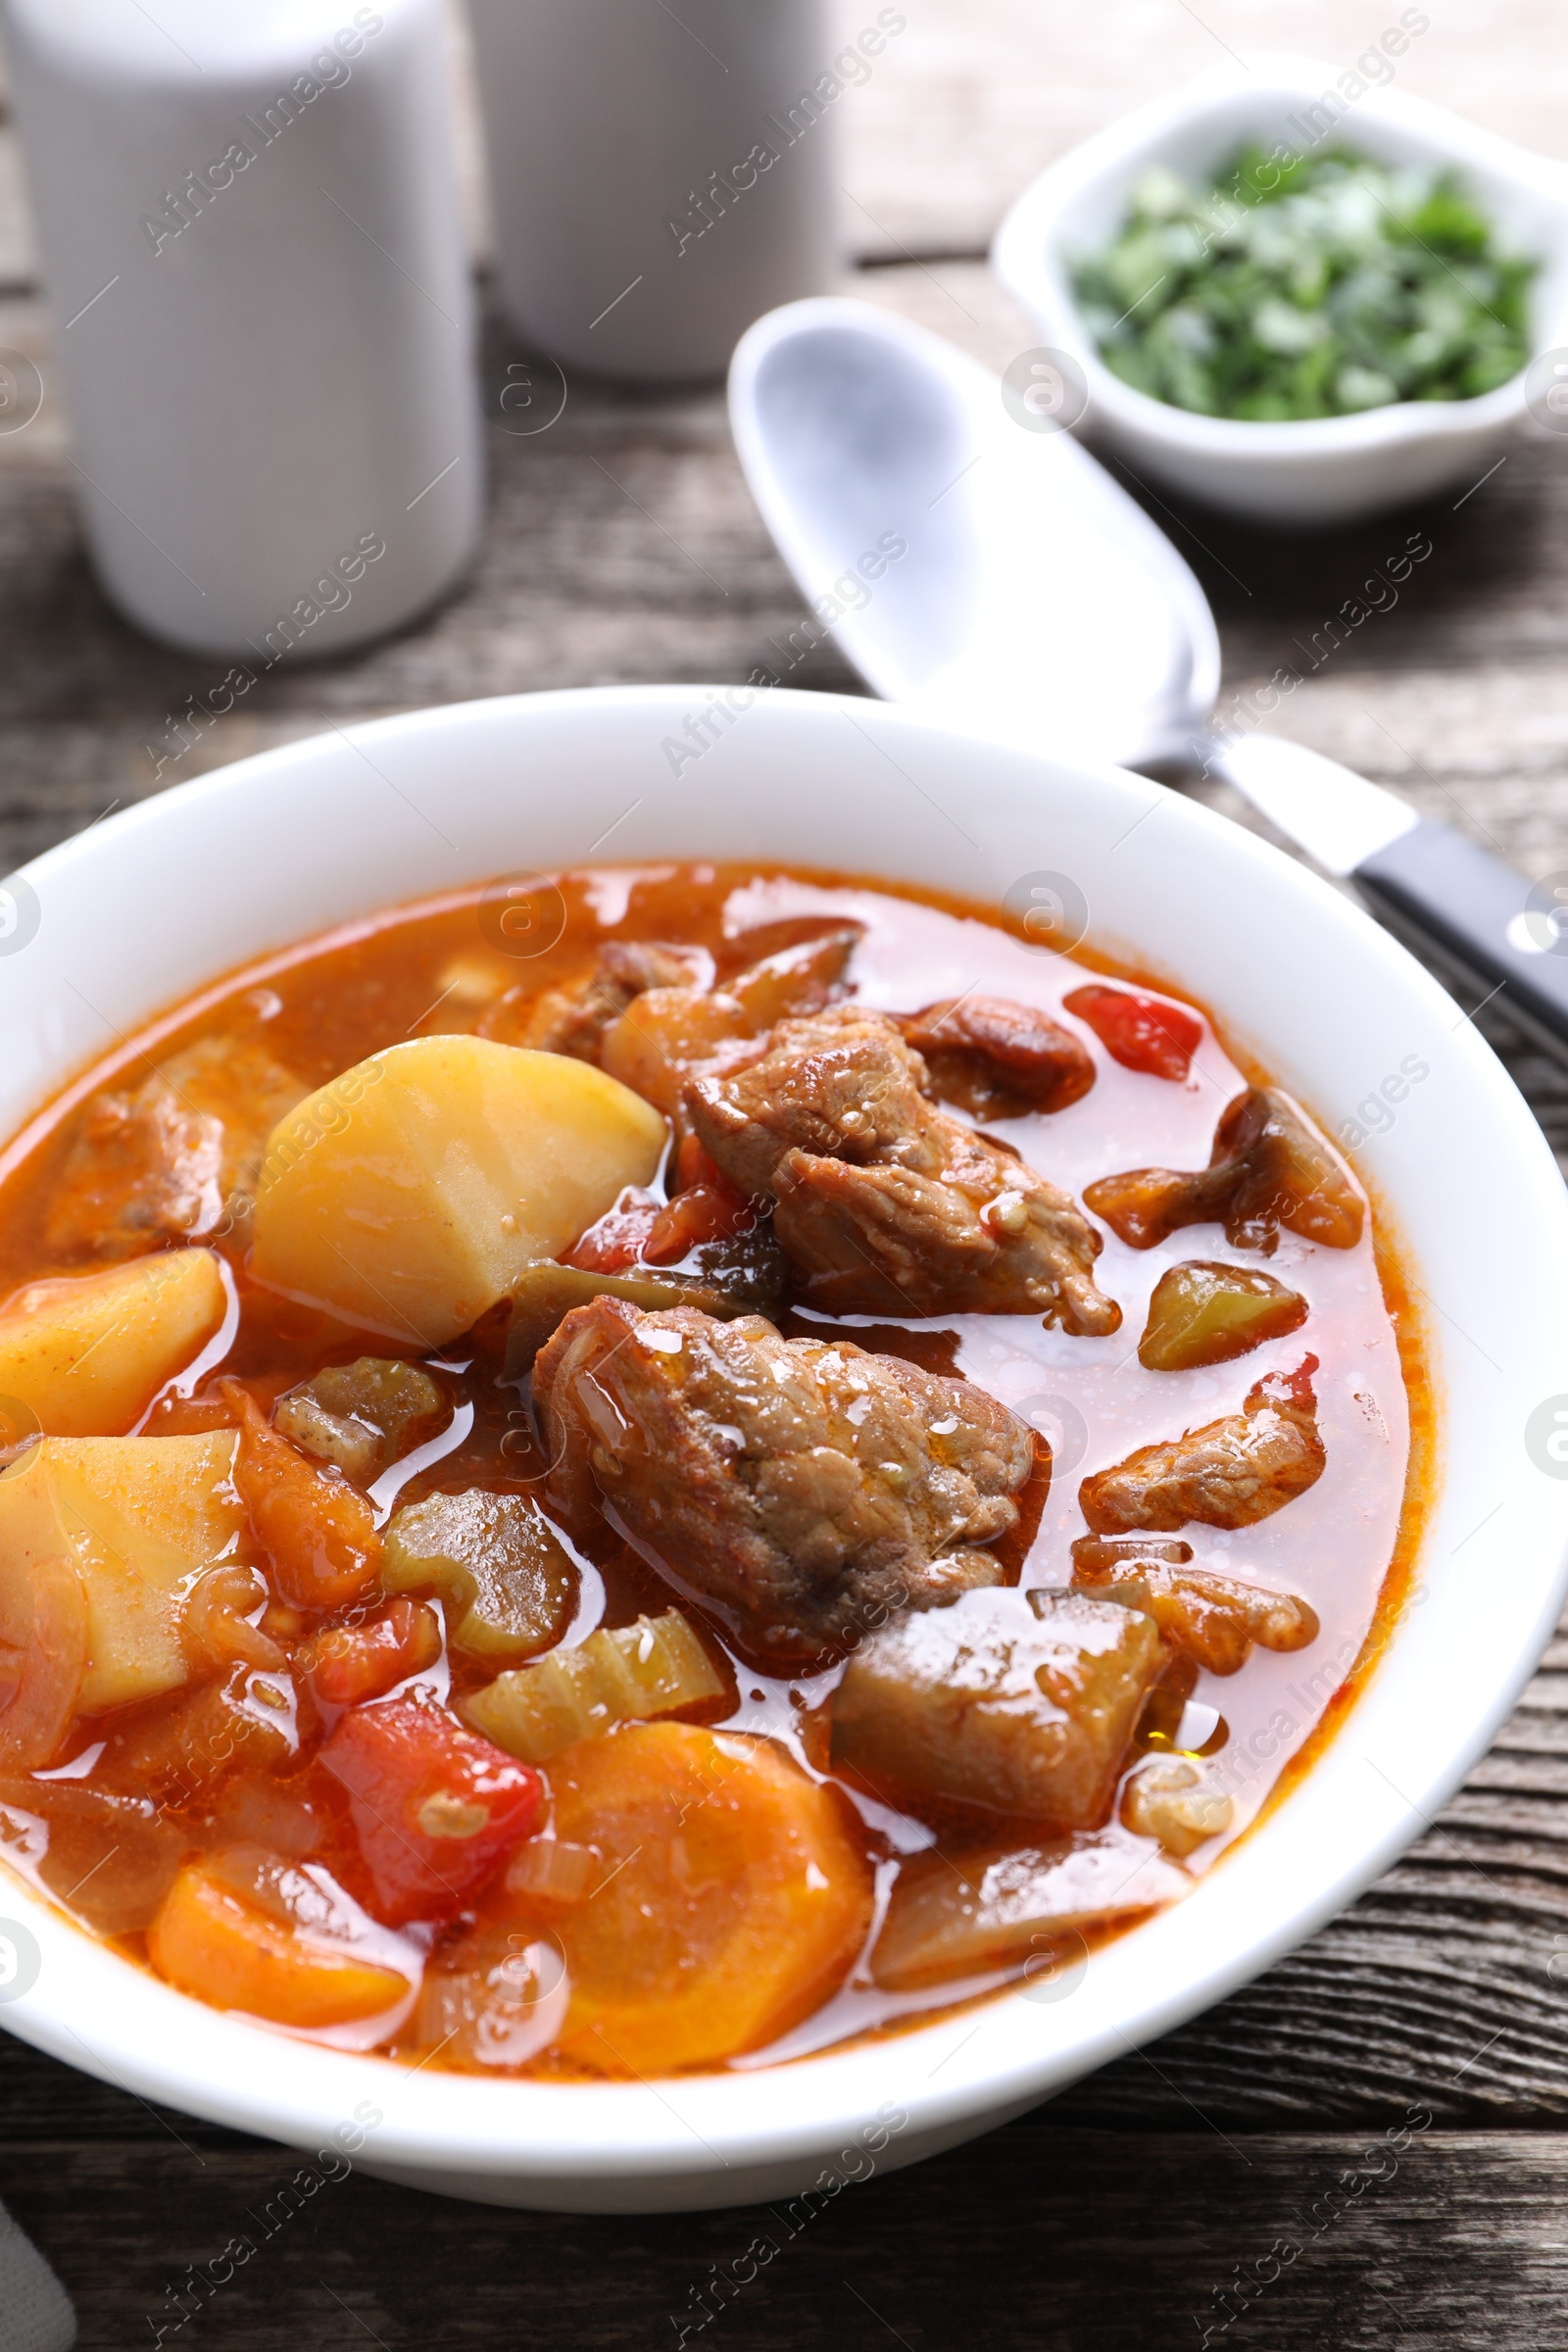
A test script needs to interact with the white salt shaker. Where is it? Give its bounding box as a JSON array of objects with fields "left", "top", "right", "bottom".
[
  {"left": 1, "top": 0, "right": 482, "bottom": 661},
  {"left": 466, "top": 0, "right": 845, "bottom": 383}
]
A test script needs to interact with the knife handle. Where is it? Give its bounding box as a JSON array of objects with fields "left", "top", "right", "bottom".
[{"left": 1353, "top": 819, "right": 1568, "bottom": 1067}]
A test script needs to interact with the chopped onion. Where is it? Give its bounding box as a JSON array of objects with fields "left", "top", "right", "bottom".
[{"left": 870, "top": 1832, "right": 1191, "bottom": 1991}]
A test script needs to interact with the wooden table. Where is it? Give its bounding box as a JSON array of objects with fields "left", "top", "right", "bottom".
[{"left": 3, "top": 5, "right": 1568, "bottom": 2343}]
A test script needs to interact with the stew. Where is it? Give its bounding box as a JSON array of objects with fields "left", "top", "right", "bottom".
[{"left": 0, "top": 863, "right": 1425, "bottom": 2075}]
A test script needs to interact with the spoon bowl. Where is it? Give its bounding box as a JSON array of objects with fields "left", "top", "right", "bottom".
[{"left": 729, "top": 298, "right": 1220, "bottom": 765}]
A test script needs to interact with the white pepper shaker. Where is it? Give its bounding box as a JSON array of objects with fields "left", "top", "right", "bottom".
[
  {"left": 466, "top": 0, "right": 850, "bottom": 384},
  {"left": 1, "top": 0, "right": 482, "bottom": 661}
]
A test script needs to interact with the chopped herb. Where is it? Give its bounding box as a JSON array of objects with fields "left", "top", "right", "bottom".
[{"left": 1071, "top": 145, "right": 1537, "bottom": 420}]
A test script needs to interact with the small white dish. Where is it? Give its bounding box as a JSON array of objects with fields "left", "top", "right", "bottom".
[
  {"left": 0, "top": 685, "right": 1566, "bottom": 2211},
  {"left": 993, "top": 54, "right": 1568, "bottom": 524}
]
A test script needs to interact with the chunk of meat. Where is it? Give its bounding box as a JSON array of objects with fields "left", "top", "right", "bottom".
[
  {"left": 1071, "top": 1554, "right": 1319, "bottom": 1674},
  {"left": 479, "top": 941, "right": 705, "bottom": 1059},
  {"left": 44, "top": 1035, "right": 304, "bottom": 1261},
  {"left": 1084, "top": 1088, "right": 1363, "bottom": 1254},
  {"left": 831, "top": 1588, "right": 1167, "bottom": 1826},
  {"left": 1078, "top": 1358, "right": 1324, "bottom": 1535},
  {"left": 896, "top": 997, "right": 1096, "bottom": 1120},
  {"left": 686, "top": 1008, "right": 1119, "bottom": 1335},
  {"left": 534, "top": 1297, "right": 1036, "bottom": 1670},
  {"left": 597, "top": 923, "right": 865, "bottom": 1122},
  {"left": 486, "top": 923, "right": 863, "bottom": 1100}
]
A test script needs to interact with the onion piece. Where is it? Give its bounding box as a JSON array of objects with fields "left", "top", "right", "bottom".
[
  {"left": 870, "top": 1832, "right": 1191, "bottom": 1991},
  {"left": 0, "top": 1554, "right": 87, "bottom": 1770}
]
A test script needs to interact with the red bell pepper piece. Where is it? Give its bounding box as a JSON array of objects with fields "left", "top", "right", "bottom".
[
  {"left": 565, "top": 1188, "right": 662, "bottom": 1272},
  {"left": 643, "top": 1181, "right": 754, "bottom": 1263},
  {"left": 306, "top": 1598, "right": 443, "bottom": 1710},
  {"left": 320, "top": 1694, "right": 542, "bottom": 1925},
  {"left": 1062, "top": 985, "right": 1204, "bottom": 1083}
]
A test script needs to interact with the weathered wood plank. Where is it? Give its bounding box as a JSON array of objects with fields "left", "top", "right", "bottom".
[
  {"left": 834, "top": 0, "right": 1568, "bottom": 259},
  {"left": 3, "top": 2129, "right": 1568, "bottom": 2351}
]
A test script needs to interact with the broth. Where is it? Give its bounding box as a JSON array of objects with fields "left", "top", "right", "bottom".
[{"left": 0, "top": 863, "right": 1427, "bottom": 2075}]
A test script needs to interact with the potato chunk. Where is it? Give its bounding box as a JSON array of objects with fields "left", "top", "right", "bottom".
[
  {"left": 44, "top": 1036, "right": 304, "bottom": 1262},
  {"left": 0, "top": 1250, "right": 225, "bottom": 1438},
  {"left": 0, "top": 1432, "right": 249, "bottom": 1712},
  {"left": 830, "top": 1588, "right": 1165, "bottom": 1827},
  {"left": 250, "top": 1038, "right": 666, "bottom": 1348}
]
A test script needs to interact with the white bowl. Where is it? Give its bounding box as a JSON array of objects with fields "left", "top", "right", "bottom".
[
  {"left": 992, "top": 54, "right": 1568, "bottom": 524},
  {"left": 2, "top": 685, "right": 1566, "bottom": 2212}
]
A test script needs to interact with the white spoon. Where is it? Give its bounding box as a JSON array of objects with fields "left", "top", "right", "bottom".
[{"left": 729, "top": 297, "right": 1568, "bottom": 1066}]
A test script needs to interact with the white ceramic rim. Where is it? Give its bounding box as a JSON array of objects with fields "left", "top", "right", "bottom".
[
  {"left": 992, "top": 51, "right": 1568, "bottom": 460},
  {"left": 2, "top": 684, "right": 1566, "bottom": 2193}
]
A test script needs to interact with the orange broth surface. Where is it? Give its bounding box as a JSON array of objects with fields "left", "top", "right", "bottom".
[{"left": 0, "top": 862, "right": 1431, "bottom": 2074}]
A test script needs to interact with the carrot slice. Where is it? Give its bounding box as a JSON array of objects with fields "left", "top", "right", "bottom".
[
  {"left": 148, "top": 1863, "right": 409, "bottom": 2028},
  {"left": 222, "top": 1382, "right": 381, "bottom": 1610},
  {"left": 529, "top": 1722, "right": 872, "bottom": 2075}
]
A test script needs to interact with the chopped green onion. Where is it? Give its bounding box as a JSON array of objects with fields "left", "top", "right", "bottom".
[{"left": 1071, "top": 144, "right": 1537, "bottom": 421}]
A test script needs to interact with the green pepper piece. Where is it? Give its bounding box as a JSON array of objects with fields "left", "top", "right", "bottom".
[
  {"left": 383, "top": 1490, "right": 577, "bottom": 1663},
  {"left": 1138, "top": 1260, "right": 1308, "bottom": 1373}
]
